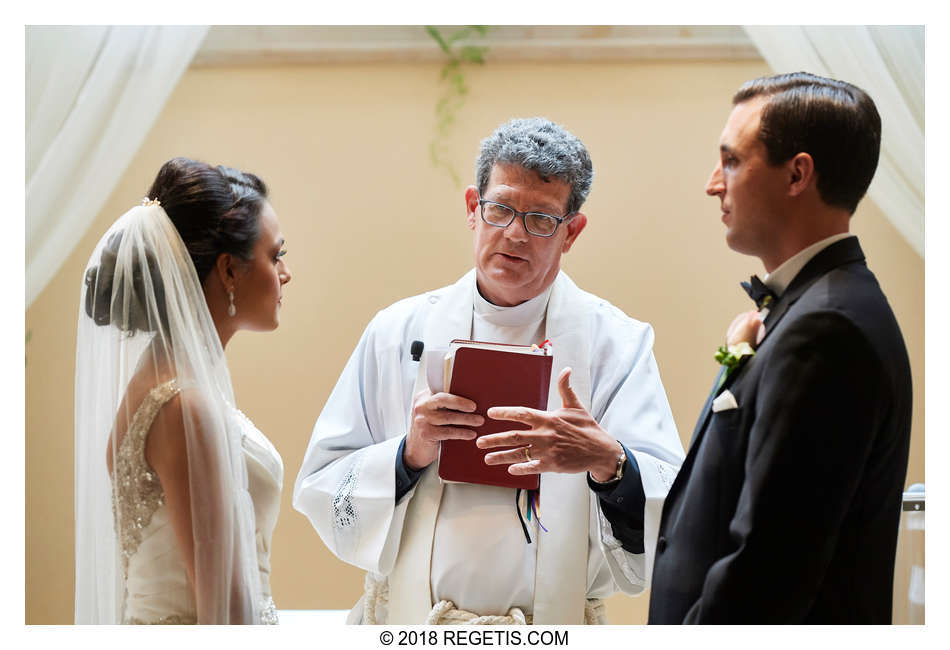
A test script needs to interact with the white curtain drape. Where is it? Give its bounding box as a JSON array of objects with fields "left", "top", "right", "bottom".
[
  {"left": 26, "top": 25, "right": 209, "bottom": 307},
  {"left": 742, "top": 26, "right": 924, "bottom": 258}
]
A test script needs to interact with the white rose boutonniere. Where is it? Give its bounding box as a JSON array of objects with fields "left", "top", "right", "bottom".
[{"left": 714, "top": 310, "right": 766, "bottom": 388}]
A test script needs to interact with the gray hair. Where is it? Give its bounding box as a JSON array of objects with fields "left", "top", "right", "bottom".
[{"left": 475, "top": 117, "right": 593, "bottom": 215}]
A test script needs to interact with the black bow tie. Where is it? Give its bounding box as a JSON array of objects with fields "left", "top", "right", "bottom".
[{"left": 740, "top": 275, "right": 777, "bottom": 310}]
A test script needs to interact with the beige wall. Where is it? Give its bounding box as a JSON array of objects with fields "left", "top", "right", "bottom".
[{"left": 25, "top": 59, "right": 925, "bottom": 624}]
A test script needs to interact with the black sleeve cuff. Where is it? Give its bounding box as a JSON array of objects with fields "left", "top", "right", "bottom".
[
  {"left": 395, "top": 436, "right": 425, "bottom": 504},
  {"left": 588, "top": 443, "right": 645, "bottom": 554}
]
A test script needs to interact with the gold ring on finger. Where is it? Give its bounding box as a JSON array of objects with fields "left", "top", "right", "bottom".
[{"left": 524, "top": 447, "right": 532, "bottom": 462}]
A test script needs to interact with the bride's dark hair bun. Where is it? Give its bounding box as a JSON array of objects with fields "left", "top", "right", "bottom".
[
  {"left": 84, "top": 231, "right": 167, "bottom": 334},
  {"left": 85, "top": 157, "right": 269, "bottom": 332},
  {"left": 147, "top": 157, "right": 269, "bottom": 282}
]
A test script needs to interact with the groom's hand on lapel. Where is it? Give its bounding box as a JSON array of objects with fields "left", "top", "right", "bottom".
[{"left": 726, "top": 309, "right": 766, "bottom": 348}]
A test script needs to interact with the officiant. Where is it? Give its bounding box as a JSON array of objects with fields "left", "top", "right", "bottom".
[{"left": 293, "top": 117, "right": 684, "bottom": 624}]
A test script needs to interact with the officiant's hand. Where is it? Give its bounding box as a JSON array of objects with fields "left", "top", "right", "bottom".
[
  {"left": 478, "top": 368, "right": 622, "bottom": 480},
  {"left": 404, "top": 389, "right": 484, "bottom": 471}
]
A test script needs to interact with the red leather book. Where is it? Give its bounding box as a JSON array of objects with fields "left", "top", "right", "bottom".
[{"left": 438, "top": 340, "right": 552, "bottom": 489}]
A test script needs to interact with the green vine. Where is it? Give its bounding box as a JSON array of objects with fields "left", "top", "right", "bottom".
[{"left": 425, "top": 25, "right": 490, "bottom": 186}]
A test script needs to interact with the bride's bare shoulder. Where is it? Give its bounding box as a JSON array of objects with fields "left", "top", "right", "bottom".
[{"left": 143, "top": 377, "right": 228, "bottom": 475}]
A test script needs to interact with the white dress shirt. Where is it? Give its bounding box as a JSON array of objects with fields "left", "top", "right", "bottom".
[{"left": 763, "top": 233, "right": 855, "bottom": 296}]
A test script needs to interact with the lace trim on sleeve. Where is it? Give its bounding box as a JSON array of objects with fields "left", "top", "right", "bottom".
[{"left": 331, "top": 451, "right": 365, "bottom": 549}]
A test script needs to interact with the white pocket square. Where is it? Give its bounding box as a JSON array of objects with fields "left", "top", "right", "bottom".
[{"left": 712, "top": 389, "right": 738, "bottom": 413}]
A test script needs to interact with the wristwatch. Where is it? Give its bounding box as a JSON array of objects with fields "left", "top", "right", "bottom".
[{"left": 590, "top": 443, "right": 626, "bottom": 485}]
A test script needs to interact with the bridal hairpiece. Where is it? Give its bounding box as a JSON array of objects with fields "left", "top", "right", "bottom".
[{"left": 141, "top": 197, "right": 161, "bottom": 207}]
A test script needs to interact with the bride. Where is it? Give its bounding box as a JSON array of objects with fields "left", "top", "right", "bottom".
[{"left": 74, "top": 157, "right": 291, "bottom": 624}]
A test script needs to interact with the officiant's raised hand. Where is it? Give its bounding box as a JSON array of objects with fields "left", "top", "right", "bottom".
[
  {"left": 478, "top": 367, "right": 623, "bottom": 480},
  {"left": 403, "top": 389, "right": 485, "bottom": 470}
]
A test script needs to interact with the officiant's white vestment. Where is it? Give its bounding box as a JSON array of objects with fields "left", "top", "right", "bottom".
[{"left": 293, "top": 270, "right": 684, "bottom": 623}]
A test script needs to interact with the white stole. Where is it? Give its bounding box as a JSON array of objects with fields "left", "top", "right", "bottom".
[{"left": 387, "top": 269, "right": 592, "bottom": 624}]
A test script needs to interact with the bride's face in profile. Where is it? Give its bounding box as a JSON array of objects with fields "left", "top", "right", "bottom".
[{"left": 233, "top": 201, "right": 291, "bottom": 331}]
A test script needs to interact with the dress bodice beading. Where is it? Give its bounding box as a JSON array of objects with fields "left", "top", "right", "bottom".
[
  {"left": 112, "top": 380, "right": 179, "bottom": 581},
  {"left": 111, "top": 379, "right": 283, "bottom": 624}
]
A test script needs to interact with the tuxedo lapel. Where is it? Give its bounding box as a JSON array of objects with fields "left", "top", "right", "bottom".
[
  {"left": 715, "top": 354, "right": 753, "bottom": 397},
  {"left": 662, "top": 366, "right": 725, "bottom": 512},
  {"left": 666, "top": 238, "right": 867, "bottom": 519},
  {"left": 691, "top": 367, "right": 726, "bottom": 444},
  {"left": 709, "top": 238, "right": 866, "bottom": 420},
  {"left": 760, "top": 237, "right": 866, "bottom": 344},
  {"left": 691, "top": 336, "right": 754, "bottom": 452},
  {"left": 714, "top": 240, "right": 863, "bottom": 397}
]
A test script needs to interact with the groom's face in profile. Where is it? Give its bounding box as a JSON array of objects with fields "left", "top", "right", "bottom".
[{"left": 706, "top": 95, "right": 790, "bottom": 263}]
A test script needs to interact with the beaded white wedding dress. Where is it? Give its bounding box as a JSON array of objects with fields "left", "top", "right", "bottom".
[{"left": 111, "top": 379, "right": 283, "bottom": 624}]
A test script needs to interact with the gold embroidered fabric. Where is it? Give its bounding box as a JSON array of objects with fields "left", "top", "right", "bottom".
[
  {"left": 126, "top": 601, "right": 276, "bottom": 625},
  {"left": 127, "top": 614, "right": 198, "bottom": 625},
  {"left": 111, "top": 379, "right": 180, "bottom": 578}
]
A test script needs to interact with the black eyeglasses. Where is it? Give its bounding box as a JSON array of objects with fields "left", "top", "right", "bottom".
[{"left": 477, "top": 198, "right": 574, "bottom": 238}]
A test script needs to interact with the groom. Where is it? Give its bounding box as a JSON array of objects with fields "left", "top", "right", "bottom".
[{"left": 648, "top": 72, "right": 913, "bottom": 623}]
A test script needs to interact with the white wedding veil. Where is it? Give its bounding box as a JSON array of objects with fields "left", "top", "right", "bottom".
[{"left": 74, "top": 200, "right": 262, "bottom": 623}]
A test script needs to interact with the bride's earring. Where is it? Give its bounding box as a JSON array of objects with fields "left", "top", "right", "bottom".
[{"left": 228, "top": 290, "right": 236, "bottom": 317}]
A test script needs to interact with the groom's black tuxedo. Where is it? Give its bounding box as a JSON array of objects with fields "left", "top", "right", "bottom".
[{"left": 648, "top": 237, "right": 912, "bottom": 623}]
